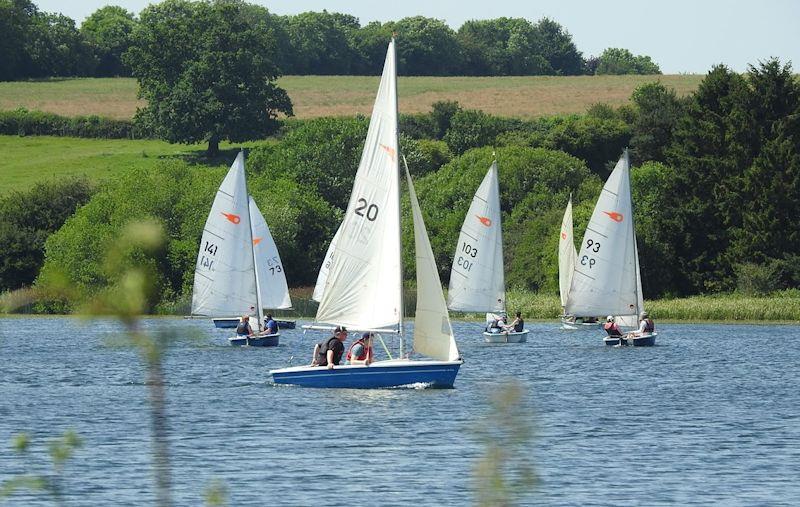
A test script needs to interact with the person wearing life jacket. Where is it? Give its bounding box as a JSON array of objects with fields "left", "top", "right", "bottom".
[
  {"left": 235, "top": 314, "right": 253, "bottom": 336},
  {"left": 347, "top": 332, "right": 374, "bottom": 366},
  {"left": 633, "top": 312, "right": 655, "bottom": 336},
  {"left": 310, "top": 326, "right": 348, "bottom": 369},
  {"left": 504, "top": 311, "right": 524, "bottom": 333},
  {"left": 603, "top": 316, "right": 622, "bottom": 337}
]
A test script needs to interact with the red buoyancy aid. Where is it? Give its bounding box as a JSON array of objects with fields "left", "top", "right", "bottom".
[
  {"left": 604, "top": 322, "right": 622, "bottom": 336},
  {"left": 346, "top": 339, "right": 372, "bottom": 361}
]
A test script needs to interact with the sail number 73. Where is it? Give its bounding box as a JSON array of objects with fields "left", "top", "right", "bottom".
[{"left": 580, "top": 238, "right": 601, "bottom": 269}]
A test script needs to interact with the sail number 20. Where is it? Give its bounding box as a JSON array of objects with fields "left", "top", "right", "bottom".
[
  {"left": 580, "top": 239, "right": 601, "bottom": 269},
  {"left": 354, "top": 198, "right": 379, "bottom": 221}
]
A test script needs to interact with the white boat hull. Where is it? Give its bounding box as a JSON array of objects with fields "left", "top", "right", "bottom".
[{"left": 482, "top": 329, "right": 529, "bottom": 343}]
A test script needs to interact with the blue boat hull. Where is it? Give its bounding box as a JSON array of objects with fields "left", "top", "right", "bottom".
[
  {"left": 213, "top": 318, "right": 239, "bottom": 329},
  {"left": 604, "top": 333, "right": 657, "bottom": 347},
  {"left": 270, "top": 360, "right": 462, "bottom": 389},
  {"left": 275, "top": 319, "right": 296, "bottom": 329},
  {"left": 229, "top": 333, "right": 279, "bottom": 347}
]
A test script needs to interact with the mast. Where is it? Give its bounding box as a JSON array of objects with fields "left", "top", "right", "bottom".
[
  {"left": 624, "top": 148, "right": 641, "bottom": 319},
  {"left": 243, "top": 151, "right": 264, "bottom": 332},
  {"left": 392, "top": 35, "right": 405, "bottom": 356}
]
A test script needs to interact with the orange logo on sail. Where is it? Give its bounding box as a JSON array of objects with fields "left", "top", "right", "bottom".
[
  {"left": 379, "top": 144, "right": 396, "bottom": 160},
  {"left": 561, "top": 232, "right": 567, "bottom": 239},
  {"left": 476, "top": 215, "right": 492, "bottom": 227},
  {"left": 222, "top": 212, "right": 241, "bottom": 224},
  {"left": 253, "top": 237, "right": 263, "bottom": 245},
  {"left": 604, "top": 211, "right": 624, "bottom": 222}
]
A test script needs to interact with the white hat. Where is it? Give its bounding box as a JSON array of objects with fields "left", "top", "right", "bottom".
[{"left": 606, "top": 316, "right": 614, "bottom": 322}]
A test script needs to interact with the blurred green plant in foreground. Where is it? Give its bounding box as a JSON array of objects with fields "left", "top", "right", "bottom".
[
  {"left": 472, "top": 380, "right": 537, "bottom": 507},
  {"left": 0, "top": 430, "right": 83, "bottom": 504}
]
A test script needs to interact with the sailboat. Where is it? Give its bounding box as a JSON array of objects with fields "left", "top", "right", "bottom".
[
  {"left": 447, "top": 160, "right": 528, "bottom": 343},
  {"left": 270, "top": 38, "right": 463, "bottom": 388},
  {"left": 565, "top": 150, "right": 656, "bottom": 346},
  {"left": 558, "top": 197, "right": 598, "bottom": 330},
  {"left": 191, "top": 152, "right": 292, "bottom": 346}
]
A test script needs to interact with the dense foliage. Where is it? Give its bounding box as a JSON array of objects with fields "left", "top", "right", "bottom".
[
  {"left": 0, "top": 108, "right": 140, "bottom": 138},
  {"left": 0, "top": 179, "right": 94, "bottom": 292},
  {"left": 125, "top": 0, "right": 293, "bottom": 155},
  {"left": 1, "top": 0, "right": 660, "bottom": 81},
  {"left": 3, "top": 56, "right": 797, "bottom": 312}
]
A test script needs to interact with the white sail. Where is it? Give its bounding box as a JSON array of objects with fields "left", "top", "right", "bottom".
[
  {"left": 314, "top": 39, "right": 402, "bottom": 330},
  {"left": 191, "top": 152, "right": 257, "bottom": 317},
  {"left": 311, "top": 224, "right": 342, "bottom": 303},
  {"left": 249, "top": 197, "right": 292, "bottom": 310},
  {"left": 406, "top": 165, "right": 460, "bottom": 362},
  {"left": 617, "top": 238, "right": 644, "bottom": 328},
  {"left": 558, "top": 196, "right": 578, "bottom": 308},
  {"left": 566, "top": 151, "right": 640, "bottom": 318},
  {"left": 448, "top": 161, "right": 505, "bottom": 313}
]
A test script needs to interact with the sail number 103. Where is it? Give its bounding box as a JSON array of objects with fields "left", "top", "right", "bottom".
[{"left": 457, "top": 242, "right": 478, "bottom": 272}]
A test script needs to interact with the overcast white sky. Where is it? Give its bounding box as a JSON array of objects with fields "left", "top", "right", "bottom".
[{"left": 36, "top": 0, "right": 800, "bottom": 74}]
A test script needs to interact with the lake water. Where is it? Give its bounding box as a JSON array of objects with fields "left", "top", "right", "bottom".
[{"left": 1, "top": 317, "right": 799, "bottom": 506}]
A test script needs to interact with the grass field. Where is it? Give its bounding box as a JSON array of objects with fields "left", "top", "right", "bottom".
[
  {"left": 0, "top": 75, "right": 704, "bottom": 120},
  {"left": 0, "top": 135, "right": 267, "bottom": 195}
]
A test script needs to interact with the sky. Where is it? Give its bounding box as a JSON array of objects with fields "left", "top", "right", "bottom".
[{"left": 37, "top": 0, "right": 800, "bottom": 74}]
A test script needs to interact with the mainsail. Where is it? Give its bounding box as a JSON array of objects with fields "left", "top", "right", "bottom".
[
  {"left": 314, "top": 39, "right": 402, "bottom": 330},
  {"left": 191, "top": 152, "right": 257, "bottom": 317},
  {"left": 558, "top": 196, "right": 578, "bottom": 308},
  {"left": 249, "top": 197, "right": 292, "bottom": 310},
  {"left": 406, "top": 163, "right": 460, "bottom": 362},
  {"left": 447, "top": 161, "right": 505, "bottom": 313},
  {"left": 566, "top": 151, "right": 641, "bottom": 321}
]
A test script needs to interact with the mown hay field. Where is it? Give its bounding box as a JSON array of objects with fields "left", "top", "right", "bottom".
[{"left": 0, "top": 75, "right": 704, "bottom": 120}]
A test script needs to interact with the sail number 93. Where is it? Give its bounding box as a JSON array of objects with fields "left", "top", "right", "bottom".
[{"left": 580, "top": 239, "right": 601, "bottom": 269}]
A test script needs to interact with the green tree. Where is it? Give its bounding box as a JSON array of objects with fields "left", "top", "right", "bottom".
[
  {"left": 666, "top": 65, "right": 753, "bottom": 293},
  {"left": 456, "top": 18, "right": 551, "bottom": 76},
  {"left": 80, "top": 6, "right": 137, "bottom": 77},
  {"left": 629, "top": 82, "right": 685, "bottom": 164},
  {"left": 596, "top": 47, "right": 661, "bottom": 75},
  {"left": 351, "top": 21, "right": 394, "bottom": 74},
  {"left": 0, "top": 0, "right": 38, "bottom": 80},
  {"left": 531, "top": 18, "right": 583, "bottom": 75},
  {"left": 125, "top": 0, "right": 292, "bottom": 156},
  {"left": 393, "top": 16, "right": 462, "bottom": 76},
  {"left": 283, "top": 10, "right": 361, "bottom": 74},
  {"left": 0, "top": 179, "right": 93, "bottom": 292},
  {"left": 27, "top": 12, "right": 97, "bottom": 77}
]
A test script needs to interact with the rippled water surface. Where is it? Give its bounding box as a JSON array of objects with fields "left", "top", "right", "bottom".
[{"left": 1, "top": 317, "right": 799, "bottom": 505}]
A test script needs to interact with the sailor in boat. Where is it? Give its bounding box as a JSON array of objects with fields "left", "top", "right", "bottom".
[
  {"left": 235, "top": 314, "right": 254, "bottom": 337},
  {"left": 603, "top": 316, "right": 625, "bottom": 344},
  {"left": 310, "top": 326, "right": 348, "bottom": 369},
  {"left": 628, "top": 312, "right": 655, "bottom": 338},
  {"left": 263, "top": 313, "right": 278, "bottom": 335},
  {"left": 347, "top": 332, "right": 374, "bottom": 366},
  {"left": 486, "top": 314, "right": 506, "bottom": 333},
  {"left": 504, "top": 311, "right": 524, "bottom": 333}
]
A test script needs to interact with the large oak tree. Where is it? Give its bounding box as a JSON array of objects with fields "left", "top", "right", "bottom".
[{"left": 125, "top": 0, "right": 292, "bottom": 156}]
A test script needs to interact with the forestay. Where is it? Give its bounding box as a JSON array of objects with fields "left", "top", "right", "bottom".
[
  {"left": 314, "top": 39, "right": 402, "bottom": 331},
  {"left": 249, "top": 197, "right": 292, "bottom": 310},
  {"left": 448, "top": 161, "right": 505, "bottom": 313},
  {"left": 191, "top": 152, "right": 257, "bottom": 317},
  {"left": 566, "top": 151, "right": 641, "bottom": 320},
  {"left": 558, "top": 196, "right": 577, "bottom": 308},
  {"left": 406, "top": 164, "right": 460, "bottom": 362}
]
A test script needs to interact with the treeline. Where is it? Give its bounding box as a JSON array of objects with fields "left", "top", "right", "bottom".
[
  {"left": 0, "top": 0, "right": 661, "bottom": 81},
  {"left": 1, "top": 58, "right": 796, "bottom": 314}
]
